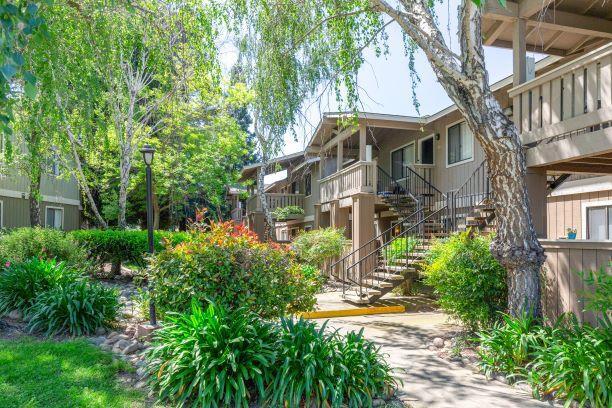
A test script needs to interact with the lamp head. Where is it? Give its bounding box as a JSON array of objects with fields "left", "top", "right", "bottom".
[{"left": 140, "top": 144, "right": 155, "bottom": 166}]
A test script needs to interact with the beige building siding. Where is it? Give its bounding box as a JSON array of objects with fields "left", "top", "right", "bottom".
[
  {"left": 547, "top": 190, "right": 612, "bottom": 240},
  {"left": 42, "top": 201, "right": 80, "bottom": 231},
  {"left": 0, "top": 196, "right": 79, "bottom": 230},
  {"left": 1, "top": 196, "right": 30, "bottom": 229}
]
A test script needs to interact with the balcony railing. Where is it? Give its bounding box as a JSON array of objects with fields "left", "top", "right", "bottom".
[
  {"left": 246, "top": 193, "right": 305, "bottom": 213},
  {"left": 319, "top": 161, "right": 376, "bottom": 203},
  {"left": 509, "top": 43, "right": 612, "bottom": 146}
]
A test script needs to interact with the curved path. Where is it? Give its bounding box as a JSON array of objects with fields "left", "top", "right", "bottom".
[{"left": 323, "top": 312, "right": 555, "bottom": 408}]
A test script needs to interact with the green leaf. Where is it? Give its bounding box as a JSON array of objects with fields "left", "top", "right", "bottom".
[
  {"left": 0, "top": 64, "right": 17, "bottom": 80},
  {"left": 24, "top": 81, "right": 37, "bottom": 99}
]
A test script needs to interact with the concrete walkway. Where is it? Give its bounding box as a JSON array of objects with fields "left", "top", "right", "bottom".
[{"left": 323, "top": 312, "right": 555, "bottom": 408}]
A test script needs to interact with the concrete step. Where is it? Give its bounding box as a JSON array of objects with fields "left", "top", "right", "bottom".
[
  {"left": 363, "top": 279, "right": 394, "bottom": 289},
  {"left": 342, "top": 293, "right": 372, "bottom": 304},
  {"left": 372, "top": 272, "right": 405, "bottom": 280},
  {"left": 474, "top": 204, "right": 495, "bottom": 212}
]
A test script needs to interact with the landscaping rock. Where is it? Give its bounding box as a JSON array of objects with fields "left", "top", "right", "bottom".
[
  {"left": 372, "top": 398, "right": 386, "bottom": 407},
  {"left": 95, "top": 327, "right": 107, "bottom": 336},
  {"left": 432, "top": 337, "right": 444, "bottom": 348},
  {"left": 89, "top": 336, "right": 107, "bottom": 346},
  {"left": 135, "top": 323, "right": 158, "bottom": 340},
  {"left": 107, "top": 331, "right": 120, "bottom": 339},
  {"left": 100, "top": 342, "right": 113, "bottom": 352},
  {"left": 122, "top": 341, "right": 142, "bottom": 355},
  {"left": 113, "top": 339, "right": 132, "bottom": 353},
  {"left": 103, "top": 336, "right": 120, "bottom": 346},
  {"left": 7, "top": 310, "right": 22, "bottom": 320}
]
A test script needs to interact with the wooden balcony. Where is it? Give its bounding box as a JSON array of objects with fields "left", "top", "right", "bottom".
[
  {"left": 246, "top": 193, "right": 305, "bottom": 213},
  {"left": 509, "top": 44, "right": 611, "bottom": 148},
  {"left": 320, "top": 161, "right": 376, "bottom": 203}
]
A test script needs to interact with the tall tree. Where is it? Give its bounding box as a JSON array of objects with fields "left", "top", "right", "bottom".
[{"left": 229, "top": 0, "right": 544, "bottom": 316}]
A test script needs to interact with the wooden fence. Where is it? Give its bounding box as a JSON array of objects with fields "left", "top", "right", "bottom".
[{"left": 541, "top": 240, "right": 611, "bottom": 326}]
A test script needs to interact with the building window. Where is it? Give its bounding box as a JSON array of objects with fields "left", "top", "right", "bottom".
[
  {"left": 596, "top": 62, "right": 602, "bottom": 109},
  {"left": 391, "top": 142, "right": 415, "bottom": 179},
  {"left": 447, "top": 121, "right": 473, "bottom": 166},
  {"left": 291, "top": 181, "right": 299, "bottom": 194},
  {"left": 586, "top": 205, "right": 612, "bottom": 240},
  {"left": 304, "top": 173, "right": 312, "bottom": 196},
  {"left": 48, "top": 150, "right": 60, "bottom": 176},
  {"left": 418, "top": 135, "right": 434, "bottom": 165},
  {"left": 45, "top": 206, "right": 64, "bottom": 230}
]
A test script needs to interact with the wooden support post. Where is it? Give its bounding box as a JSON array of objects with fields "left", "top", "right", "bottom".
[
  {"left": 526, "top": 167, "right": 548, "bottom": 238},
  {"left": 337, "top": 141, "right": 343, "bottom": 172},
  {"left": 513, "top": 18, "right": 527, "bottom": 87},
  {"left": 359, "top": 124, "right": 367, "bottom": 162}
]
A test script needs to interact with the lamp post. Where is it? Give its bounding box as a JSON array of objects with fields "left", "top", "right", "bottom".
[{"left": 140, "top": 144, "right": 157, "bottom": 326}]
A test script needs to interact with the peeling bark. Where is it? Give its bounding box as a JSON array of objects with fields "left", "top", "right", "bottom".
[
  {"left": 371, "top": 0, "right": 545, "bottom": 316},
  {"left": 29, "top": 167, "right": 41, "bottom": 227}
]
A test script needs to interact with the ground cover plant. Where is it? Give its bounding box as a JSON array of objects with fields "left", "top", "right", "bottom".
[
  {"left": 0, "top": 227, "right": 90, "bottom": 272},
  {"left": 146, "top": 301, "right": 278, "bottom": 407},
  {"left": 422, "top": 231, "right": 507, "bottom": 329},
  {"left": 148, "top": 221, "right": 319, "bottom": 318},
  {"left": 477, "top": 313, "right": 611, "bottom": 407},
  {"left": 0, "top": 258, "right": 78, "bottom": 316},
  {"left": 0, "top": 338, "right": 145, "bottom": 408},
  {"left": 27, "top": 280, "right": 118, "bottom": 336},
  {"left": 146, "top": 301, "right": 398, "bottom": 407}
]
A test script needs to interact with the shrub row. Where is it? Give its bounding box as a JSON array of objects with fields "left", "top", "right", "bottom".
[
  {"left": 71, "top": 229, "right": 189, "bottom": 269},
  {"left": 0, "top": 258, "right": 118, "bottom": 336},
  {"left": 0, "top": 227, "right": 91, "bottom": 273},
  {"left": 148, "top": 222, "right": 320, "bottom": 318},
  {"left": 476, "top": 313, "right": 611, "bottom": 407},
  {"left": 146, "top": 301, "right": 397, "bottom": 407}
]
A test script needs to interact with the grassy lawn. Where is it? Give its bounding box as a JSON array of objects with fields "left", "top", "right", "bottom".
[{"left": 0, "top": 337, "right": 146, "bottom": 408}]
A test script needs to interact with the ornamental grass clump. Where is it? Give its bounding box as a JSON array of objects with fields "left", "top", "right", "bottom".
[
  {"left": 148, "top": 221, "right": 319, "bottom": 318},
  {"left": 0, "top": 258, "right": 78, "bottom": 316},
  {"left": 291, "top": 227, "right": 349, "bottom": 268},
  {"left": 27, "top": 280, "right": 118, "bottom": 336},
  {"left": 146, "top": 301, "right": 278, "bottom": 408}
]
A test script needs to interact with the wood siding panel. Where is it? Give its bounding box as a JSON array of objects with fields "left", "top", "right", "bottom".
[
  {"left": 547, "top": 190, "right": 612, "bottom": 240},
  {"left": 586, "top": 62, "right": 598, "bottom": 113},
  {"left": 601, "top": 55, "right": 611, "bottom": 109},
  {"left": 550, "top": 78, "right": 561, "bottom": 124},
  {"left": 541, "top": 81, "right": 551, "bottom": 126}
]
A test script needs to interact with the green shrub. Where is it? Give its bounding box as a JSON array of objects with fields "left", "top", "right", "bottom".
[
  {"left": 272, "top": 205, "right": 305, "bottom": 220},
  {"left": 527, "top": 315, "right": 611, "bottom": 407},
  {"left": 27, "top": 280, "right": 118, "bottom": 336},
  {"left": 383, "top": 236, "right": 419, "bottom": 263},
  {"left": 268, "top": 318, "right": 397, "bottom": 407},
  {"left": 149, "top": 222, "right": 318, "bottom": 318},
  {"left": 146, "top": 301, "right": 277, "bottom": 407},
  {"left": 0, "top": 259, "right": 78, "bottom": 316},
  {"left": 0, "top": 228, "right": 90, "bottom": 272},
  {"left": 292, "top": 227, "right": 349, "bottom": 267},
  {"left": 422, "top": 231, "right": 507, "bottom": 329},
  {"left": 71, "top": 229, "right": 189, "bottom": 270},
  {"left": 476, "top": 312, "right": 543, "bottom": 379}
]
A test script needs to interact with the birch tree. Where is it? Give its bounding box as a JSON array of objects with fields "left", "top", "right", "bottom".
[{"left": 229, "top": 0, "right": 545, "bottom": 316}]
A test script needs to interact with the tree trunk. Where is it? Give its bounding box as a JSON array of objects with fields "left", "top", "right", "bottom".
[
  {"left": 373, "top": 0, "right": 545, "bottom": 316},
  {"left": 29, "top": 166, "right": 42, "bottom": 227},
  {"left": 256, "top": 161, "right": 274, "bottom": 241},
  {"left": 152, "top": 186, "right": 160, "bottom": 230},
  {"left": 118, "top": 142, "right": 132, "bottom": 229},
  {"left": 63, "top": 122, "right": 108, "bottom": 229}
]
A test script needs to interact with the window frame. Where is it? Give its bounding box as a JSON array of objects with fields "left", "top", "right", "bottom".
[
  {"left": 390, "top": 141, "right": 415, "bottom": 180},
  {"left": 304, "top": 173, "right": 312, "bottom": 197},
  {"left": 45, "top": 205, "right": 64, "bottom": 230},
  {"left": 581, "top": 199, "right": 612, "bottom": 241},
  {"left": 445, "top": 119, "right": 474, "bottom": 168},
  {"left": 417, "top": 134, "right": 435, "bottom": 166}
]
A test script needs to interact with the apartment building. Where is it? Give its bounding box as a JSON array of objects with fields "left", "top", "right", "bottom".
[
  {"left": 0, "top": 156, "right": 81, "bottom": 231},
  {"left": 237, "top": 1, "right": 612, "bottom": 320}
]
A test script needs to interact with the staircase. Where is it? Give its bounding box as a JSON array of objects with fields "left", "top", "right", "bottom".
[{"left": 331, "top": 161, "right": 497, "bottom": 305}]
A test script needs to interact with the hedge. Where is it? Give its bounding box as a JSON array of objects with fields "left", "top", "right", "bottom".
[{"left": 70, "top": 229, "right": 189, "bottom": 271}]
